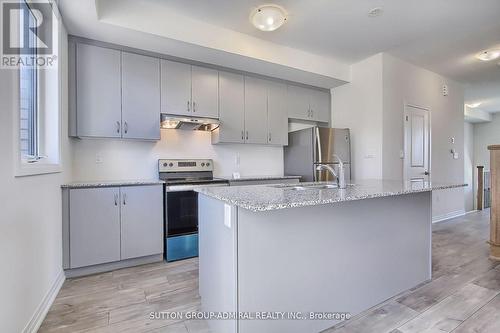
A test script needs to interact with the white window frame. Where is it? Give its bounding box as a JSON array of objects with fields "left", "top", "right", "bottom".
[{"left": 13, "top": 0, "right": 62, "bottom": 177}]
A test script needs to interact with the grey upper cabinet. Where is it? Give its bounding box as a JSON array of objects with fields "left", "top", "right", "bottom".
[
  {"left": 309, "top": 89, "right": 331, "bottom": 123},
  {"left": 212, "top": 71, "right": 245, "bottom": 144},
  {"left": 267, "top": 81, "right": 288, "bottom": 145},
  {"left": 287, "top": 85, "right": 311, "bottom": 121},
  {"left": 191, "top": 66, "right": 219, "bottom": 118},
  {"left": 121, "top": 52, "right": 161, "bottom": 140},
  {"left": 69, "top": 187, "right": 121, "bottom": 268},
  {"left": 287, "top": 84, "right": 331, "bottom": 123},
  {"left": 161, "top": 60, "right": 191, "bottom": 116},
  {"left": 120, "top": 185, "right": 163, "bottom": 260},
  {"left": 76, "top": 43, "right": 122, "bottom": 138},
  {"left": 244, "top": 76, "right": 268, "bottom": 144}
]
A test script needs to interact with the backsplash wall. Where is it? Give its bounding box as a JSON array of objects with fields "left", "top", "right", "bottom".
[{"left": 70, "top": 129, "right": 284, "bottom": 181}]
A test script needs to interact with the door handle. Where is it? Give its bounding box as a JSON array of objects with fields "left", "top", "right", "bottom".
[
  {"left": 116, "top": 121, "right": 120, "bottom": 133},
  {"left": 124, "top": 121, "right": 128, "bottom": 134}
]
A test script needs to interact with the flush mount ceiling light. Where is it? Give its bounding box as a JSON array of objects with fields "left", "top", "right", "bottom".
[
  {"left": 475, "top": 49, "right": 500, "bottom": 61},
  {"left": 250, "top": 5, "right": 287, "bottom": 32},
  {"left": 465, "top": 102, "right": 482, "bottom": 108},
  {"left": 368, "top": 7, "right": 384, "bottom": 17}
]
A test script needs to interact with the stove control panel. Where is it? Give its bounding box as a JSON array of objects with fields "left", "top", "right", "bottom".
[{"left": 158, "top": 159, "right": 213, "bottom": 172}]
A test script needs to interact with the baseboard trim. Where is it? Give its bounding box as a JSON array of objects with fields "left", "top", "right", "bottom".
[
  {"left": 432, "top": 210, "right": 467, "bottom": 223},
  {"left": 23, "top": 270, "right": 65, "bottom": 333}
]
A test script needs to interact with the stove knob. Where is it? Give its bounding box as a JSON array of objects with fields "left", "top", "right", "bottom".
[
  {"left": 206, "top": 162, "right": 210, "bottom": 167},
  {"left": 163, "top": 163, "right": 168, "bottom": 167},
  {"left": 201, "top": 163, "right": 205, "bottom": 167},
  {"left": 169, "top": 163, "right": 173, "bottom": 167}
]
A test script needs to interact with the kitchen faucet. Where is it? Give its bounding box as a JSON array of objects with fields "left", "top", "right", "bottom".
[{"left": 315, "top": 154, "right": 346, "bottom": 189}]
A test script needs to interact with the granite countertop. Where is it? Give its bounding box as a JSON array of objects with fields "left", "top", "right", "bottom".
[
  {"left": 61, "top": 180, "right": 165, "bottom": 189},
  {"left": 196, "top": 179, "right": 467, "bottom": 212},
  {"left": 222, "top": 175, "right": 302, "bottom": 182}
]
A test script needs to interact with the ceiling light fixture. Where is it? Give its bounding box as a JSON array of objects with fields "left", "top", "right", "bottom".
[
  {"left": 250, "top": 5, "right": 287, "bottom": 32},
  {"left": 475, "top": 49, "right": 500, "bottom": 61},
  {"left": 465, "top": 102, "right": 482, "bottom": 108},
  {"left": 368, "top": 7, "right": 384, "bottom": 17}
]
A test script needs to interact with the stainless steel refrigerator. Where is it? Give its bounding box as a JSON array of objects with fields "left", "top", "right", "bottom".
[{"left": 284, "top": 127, "right": 351, "bottom": 182}]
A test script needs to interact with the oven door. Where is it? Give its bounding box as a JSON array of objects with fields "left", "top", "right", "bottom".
[{"left": 166, "top": 190, "right": 198, "bottom": 237}]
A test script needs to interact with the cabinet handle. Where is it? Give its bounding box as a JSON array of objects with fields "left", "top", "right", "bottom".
[
  {"left": 310, "top": 109, "right": 314, "bottom": 118},
  {"left": 122, "top": 193, "right": 127, "bottom": 206},
  {"left": 114, "top": 193, "right": 118, "bottom": 206},
  {"left": 241, "top": 130, "right": 244, "bottom": 140},
  {"left": 269, "top": 132, "right": 272, "bottom": 142},
  {"left": 187, "top": 101, "right": 191, "bottom": 112},
  {"left": 116, "top": 121, "right": 121, "bottom": 133},
  {"left": 246, "top": 131, "right": 249, "bottom": 140},
  {"left": 193, "top": 101, "right": 196, "bottom": 112},
  {"left": 124, "top": 121, "right": 128, "bottom": 134}
]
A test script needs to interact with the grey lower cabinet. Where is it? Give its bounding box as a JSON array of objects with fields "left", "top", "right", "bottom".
[
  {"left": 287, "top": 84, "right": 331, "bottom": 123},
  {"left": 65, "top": 185, "right": 163, "bottom": 273},
  {"left": 70, "top": 42, "right": 161, "bottom": 140},
  {"left": 161, "top": 60, "right": 219, "bottom": 118}
]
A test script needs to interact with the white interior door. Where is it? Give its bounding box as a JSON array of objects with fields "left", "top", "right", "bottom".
[{"left": 404, "top": 105, "right": 430, "bottom": 181}]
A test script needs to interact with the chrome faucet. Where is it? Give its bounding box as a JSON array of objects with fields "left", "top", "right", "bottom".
[{"left": 315, "top": 154, "right": 346, "bottom": 189}]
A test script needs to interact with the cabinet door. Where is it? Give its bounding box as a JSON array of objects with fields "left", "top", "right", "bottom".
[
  {"left": 287, "top": 85, "right": 311, "bottom": 121},
  {"left": 120, "top": 185, "right": 163, "bottom": 260},
  {"left": 310, "top": 89, "right": 331, "bottom": 123},
  {"left": 191, "top": 66, "right": 219, "bottom": 118},
  {"left": 121, "top": 52, "right": 161, "bottom": 140},
  {"left": 69, "top": 188, "right": 121, "bottom": 268},
  {"left": 76, "top": 44, "right": 122, "bottom": 138},
  {"left": 244, "top": 76, "right": 268, "bottom": 144},
  {"left": 213, "top": 71, "right": 245, "bottom": 143},
  {"left": 161, "top": 60, "right": 192, "bottom": 116},
  {"left": 267, "top": 81, "right": 288, "bottom": 145}
]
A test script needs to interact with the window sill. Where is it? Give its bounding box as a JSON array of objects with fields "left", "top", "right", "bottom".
[{"left": 15, "top": 163, "right": 62, "bottom": 177}]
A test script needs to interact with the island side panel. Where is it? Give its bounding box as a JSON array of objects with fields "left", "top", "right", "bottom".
[
  {"left": 198, "top": 195, "right": 238, "bottom": 333},
  {"left": 237, "top": 191, "right": 432, "bottom": 333}
]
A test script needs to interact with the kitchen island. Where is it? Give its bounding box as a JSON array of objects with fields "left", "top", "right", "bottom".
[{"left": 196, "top": 180, "right": 465, "bottom": 333}]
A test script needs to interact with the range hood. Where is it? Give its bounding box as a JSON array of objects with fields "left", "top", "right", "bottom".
[{"left": 160, "top": 114, "right": 220, "bottom": 131}]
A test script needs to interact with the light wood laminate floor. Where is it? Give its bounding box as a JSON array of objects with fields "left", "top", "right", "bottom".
[{"left": 40, "top": 210, "right": 500, "bottom": 333}]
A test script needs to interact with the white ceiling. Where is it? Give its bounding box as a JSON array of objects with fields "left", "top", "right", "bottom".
[{"left": 59, "top": 0, "right": 500, "bottom": 109}]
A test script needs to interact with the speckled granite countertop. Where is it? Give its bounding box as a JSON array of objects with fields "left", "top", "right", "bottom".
[
  {"left": 222, "top": 175, "right": 302, "bottom": 182},
  {"left": 196, "top": 179, "right": 467, "bottom": 212},
  {"left": 61, "top": 180, "right": 164, "bottom": 189}
]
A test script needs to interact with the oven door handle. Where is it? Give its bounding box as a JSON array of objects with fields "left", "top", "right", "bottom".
[{"left": 165, "top": 183, "right": 228, "bottom": 192}]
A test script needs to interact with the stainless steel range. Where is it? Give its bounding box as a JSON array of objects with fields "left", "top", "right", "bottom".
[{"left": 159, "top": 159, "right": 228, "bottom": 262}]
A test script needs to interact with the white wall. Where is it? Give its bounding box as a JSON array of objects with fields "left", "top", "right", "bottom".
[
  {"left": 474, "top": 113, "right": 500, "bottom": 170},
  {"left": 464, "top": 122, "right": 475, "bottom": 211},
  {"left": 0, "top": 27, "right": 71, "bottom": 332},
  {"left": 332, "top": 53, "right": 465, "bottom": 220},
  {"left": 332, "top": 54, "right": 384, "bottom": 180},
  {"left": 71, "top": 130, "right": 284, "bottom": 181},
  {"left": 381, "top": 54, "right": 465, "bottom": 219}
]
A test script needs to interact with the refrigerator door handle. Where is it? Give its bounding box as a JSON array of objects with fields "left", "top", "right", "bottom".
[{"left": 315, "top": 127, "right": 322, "bottom": 163}]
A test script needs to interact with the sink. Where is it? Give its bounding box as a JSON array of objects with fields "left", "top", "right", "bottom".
[{"left": 271, "top": 183, "right": 354, "bottom": 191}]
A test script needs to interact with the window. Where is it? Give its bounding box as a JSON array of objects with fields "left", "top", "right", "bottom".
[
  {"left": 15, "top": 1, "right": 61, "bottom": 176},
  {"left": 19, "top": 3, "right": 39, "bottom": 161}
]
